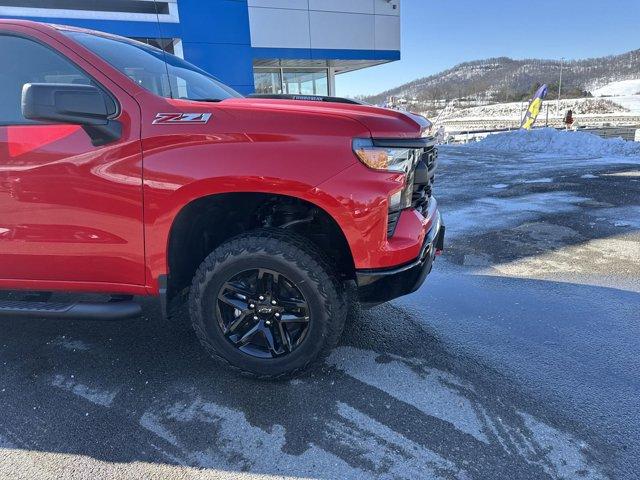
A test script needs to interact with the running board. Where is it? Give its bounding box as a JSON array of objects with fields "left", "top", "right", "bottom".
[{"left": 0, "top": 299, "right": 141, "bottom": 320}]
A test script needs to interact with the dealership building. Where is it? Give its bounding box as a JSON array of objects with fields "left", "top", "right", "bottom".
[{"left": 0, "top": 0, "right": 401, "bottom": 95}]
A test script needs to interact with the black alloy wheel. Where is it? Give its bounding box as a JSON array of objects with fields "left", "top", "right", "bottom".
[
  {"left": 216, "top": 268, "right": 311, "bottom": 359},
  {"left": 189, "top": 228, "right": 347, "bottom": 378}
]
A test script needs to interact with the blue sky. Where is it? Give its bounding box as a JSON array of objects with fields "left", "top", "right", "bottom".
[{"left": 336, "top": 0, "right": 640, "bottom": 97}]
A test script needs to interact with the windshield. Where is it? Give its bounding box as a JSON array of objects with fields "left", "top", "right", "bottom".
[{"left": 63, "top": 31, "right": 242, "bottom": 102}]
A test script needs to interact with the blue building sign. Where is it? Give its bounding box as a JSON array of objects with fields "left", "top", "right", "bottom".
[{"left": 0, "top": 0, "right": 401, "bottom": 95}]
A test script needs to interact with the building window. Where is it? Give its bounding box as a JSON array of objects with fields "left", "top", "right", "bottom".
[
  {"left": 254, "top": 68, "right": 282, "bottom": 94},
  {"left": 130, "top": 37, "right": 176, "bottom": 55},
  {"left": 0, "top": 0, "right": 170, "bottom": 14},
  {"left": 254, "top": 68, "right": 329, "bottom": 96},
  {"left": 282, "top": 70, "right": 328, "bottom": 96}
]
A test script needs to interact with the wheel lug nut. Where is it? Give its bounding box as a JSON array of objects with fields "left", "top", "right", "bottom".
[
  {"left": 275, "top": 313, "right": 280, "bottom": 318},
  {"left": 249, "top": 304, "right": 255, "bottom": 309},
  {"left": 253, "top": 316, "right": 259, "bottom": 321},
  {"left": 259, "top": 296, "right": 265, "bottom": 301},
  {"left": 271, "top": 300, "right": 277, "bottom": 305},
  {"left": 265, "top": 320, "right": 271, "bottom": 326}
]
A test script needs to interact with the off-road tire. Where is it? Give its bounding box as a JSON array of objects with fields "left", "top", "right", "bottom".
[{"left": 189, "top": 228, "right": 346, "bottom": 379}]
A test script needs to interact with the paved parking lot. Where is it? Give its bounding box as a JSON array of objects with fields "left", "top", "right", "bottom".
[{"left": 0, "top": 144, "right": 638, "bottom": 479}]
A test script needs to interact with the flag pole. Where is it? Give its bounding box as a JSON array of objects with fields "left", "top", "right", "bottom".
[{"left": 557, "top": 57, "right": 565, "bottom": 116}]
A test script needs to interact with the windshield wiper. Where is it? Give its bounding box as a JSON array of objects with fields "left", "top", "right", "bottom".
[{"left": 180, "top": 98, "right": 223, "bottom": 103}]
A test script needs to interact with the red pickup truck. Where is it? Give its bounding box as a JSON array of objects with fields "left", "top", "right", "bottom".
[{"left": 0, "top": 20, "right": 444, "bottom": 378}]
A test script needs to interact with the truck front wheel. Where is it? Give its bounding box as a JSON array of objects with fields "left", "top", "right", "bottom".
[{"left": 188, "top": 229, "right": 346, "bottom": 378}]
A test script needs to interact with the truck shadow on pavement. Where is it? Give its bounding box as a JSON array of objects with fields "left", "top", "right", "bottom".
[{"left": 0, "top": 281, "right": 618, "bottom": 480}]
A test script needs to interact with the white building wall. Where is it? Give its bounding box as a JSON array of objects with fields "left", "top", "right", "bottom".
[{"left": 248, "top": 0, "right": 400, "bottom": 51}]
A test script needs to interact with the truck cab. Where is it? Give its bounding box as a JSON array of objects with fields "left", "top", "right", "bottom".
[{"left": 0, "top": 20, "right": 444, "bottom": 377}]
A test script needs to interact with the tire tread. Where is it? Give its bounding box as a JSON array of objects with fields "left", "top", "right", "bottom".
[{"left": 188, "top": 228, "right": 346, "bottom": 379}]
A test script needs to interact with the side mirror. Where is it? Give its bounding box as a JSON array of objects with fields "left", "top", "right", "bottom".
[
  {"left": 21, "top": 83, "right": 121, "bottom": 146},
  {"left": 22, "top": 83, "right": 108, "bottom": 125}
]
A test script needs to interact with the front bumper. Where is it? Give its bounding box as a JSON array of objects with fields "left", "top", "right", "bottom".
[{"left": 355, "top": 212, "right": 445, "bottom": 305}]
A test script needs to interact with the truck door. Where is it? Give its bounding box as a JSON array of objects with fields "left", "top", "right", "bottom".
[{"left": 0, "top": 32, "right": 145, "bottom": 289}]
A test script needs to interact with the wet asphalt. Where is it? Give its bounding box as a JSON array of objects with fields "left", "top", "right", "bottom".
[{"left": 0, "top": 145, "right": 638, "bottom": 479}]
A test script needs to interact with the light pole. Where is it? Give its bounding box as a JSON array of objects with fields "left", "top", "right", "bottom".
[{"left": 557, "top": 57, "right": 565, "bottom": 116}]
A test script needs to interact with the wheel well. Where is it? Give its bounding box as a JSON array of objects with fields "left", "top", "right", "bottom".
[{"left": 167, "top": 193, "right": 355, "bottom": 296}]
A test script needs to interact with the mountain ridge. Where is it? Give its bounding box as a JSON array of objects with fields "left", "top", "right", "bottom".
[{"left": 363, "top": 49, "right": 640, "bottom": 107}]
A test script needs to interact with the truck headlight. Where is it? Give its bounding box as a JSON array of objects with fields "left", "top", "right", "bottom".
[{"left": 353, "top": 139, "right": 420, "bottom": 173}]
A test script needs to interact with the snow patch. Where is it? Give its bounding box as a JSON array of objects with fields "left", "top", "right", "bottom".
[
  {"left": 445, "top": 192, "right": 588, "bottom": 239},
  {"left": 328, "top": 402, "right": 463, "bottom": 478},
  {"left": 609, "top": 95, "right": 640, "bottom": 114},
  {"left": 327, "top": 346, "right": 489, "bottom": 443},
  {"left": 592, "top": 79, "right": 640, "bottom": 97},
  {"left": 162, "top": 399, "right": 368, "bottom": 478},
  {"left": 327, "top": 347, "right": 605, "bottom": 479},
  {"left": 140, "top": 412, "right": 180, "bottom": 448},
  {"left": 523, "top": 178, "right": 553, "bottom": 184},
  {"left": 441, "top": 97, "right": 627, "bottom": 121},
  {"left": 604, "top": 170, "right": 640, "bottom": 177},
  {"left": 494, "top": 235, "right": 640, "bottom": 281},
  {"left": 51, "top": 375, "right": 117, "bottom": 407},
  {"left": 51, "top": 336, "right": 91, "bottom": 352},
  {"left": 518, "top": 412, "right": 605, "bottom": 480},
  {"left": 465, "top": 128, "right": 640, "bottom": 157}
]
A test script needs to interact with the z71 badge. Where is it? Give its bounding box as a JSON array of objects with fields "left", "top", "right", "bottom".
[{"left": 153, "top": 113, "right": 212, "bottom": 124}]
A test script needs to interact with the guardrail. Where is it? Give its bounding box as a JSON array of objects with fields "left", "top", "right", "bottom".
[
  {"left": 582, "top": 127, "right": 639, "bottom": 141},
  {"left": 439, "top": 115, "right": 640, "bottom": 133},
  {"left": 444, "top": 125, "right": 640, "bottom": 145}
]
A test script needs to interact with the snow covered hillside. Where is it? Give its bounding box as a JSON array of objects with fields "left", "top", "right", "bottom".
[
  {"left": 365, "top": 49, "right": 640, "bottom": 109},
  {"left": 593, "top": 79, "right": 640, "bottom": 97},
  {"left": 611, "top": 96, "right": 640, "bottom": 114},
  {"left": 591, "top": 79, "right": 640, "bottom": 115},
  {"left": 464, "top": 128, "right": 640, "bottom": 156}
]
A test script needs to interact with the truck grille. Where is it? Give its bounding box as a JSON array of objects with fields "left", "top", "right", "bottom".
[
  {"left": 387, "top": 210, "right": 402, "bottom": 237},
  {"left": 412, "top": 146, "right": 437, "bottom": 215},
  {"left": 387, "top": 144, "right": 438, "bottom": 237}
]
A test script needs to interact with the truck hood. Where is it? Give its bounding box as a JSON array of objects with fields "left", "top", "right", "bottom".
[{"left": 219, "top": 97, "right": 430, "bottom": 139}]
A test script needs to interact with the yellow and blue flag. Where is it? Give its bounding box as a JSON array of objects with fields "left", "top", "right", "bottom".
[{"left": 521, "top": 84, "right": 548, "bottom": 130}]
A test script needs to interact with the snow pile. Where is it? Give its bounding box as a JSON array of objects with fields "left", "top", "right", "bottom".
[
  {"left": 592, "top": 79, "right": 640, "bottom": 97},
  {"left": 464, "top": 128, "right": 640, "bottom": 156}
]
